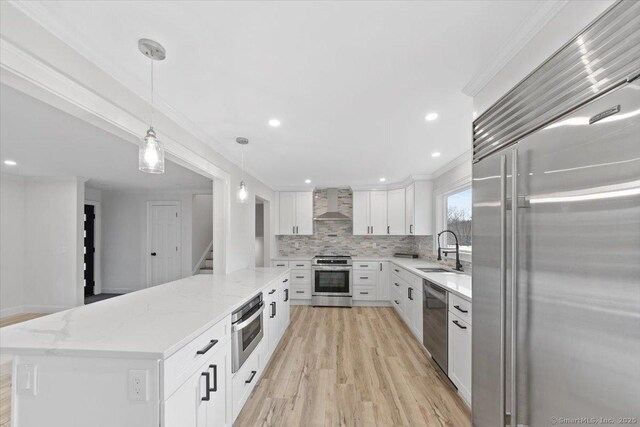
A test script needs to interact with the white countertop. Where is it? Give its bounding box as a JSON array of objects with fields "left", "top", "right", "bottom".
[
  {"left": 0, "top": 267, "right": 289, "bottom": 359},
  {"left": 273, "top": 256, "right": 472, "bottom": 301}
]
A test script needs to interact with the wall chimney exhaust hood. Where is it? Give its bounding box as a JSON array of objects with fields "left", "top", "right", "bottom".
[{"left": 314, "top": 188, "right": 351, "bottom": 221}]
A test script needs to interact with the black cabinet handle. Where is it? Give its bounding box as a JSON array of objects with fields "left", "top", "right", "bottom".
[
  {"left": 196, "top": 339, "right": 218, "bottom": 355},
  {"left": 410, "top": 224, "right": 413, "bottom": 234},
  {"left": 245, "top": 370, "right": 257, "bottom": 384},
  {"left": 394, "top": 269, "right": 400, "bottom": 273},
  {"left": 296, "top": 276, "right": 305, "bottom": 279},
  {"left": 295, "top": 264, "right": 304, "bottom": 267},
  {"left": 394, "top": 300, "right": 400, "bottom": 305},
  {"left": 360, "top": 276, "right": 369, "bottom": 280},
  {"left": 268, "top": 289, "right": 276, "bottom": 295},
  {"left": 209, "top": 364, "right": 218, "bottom": 392},
  {"left": 296, "top": 290, "right": 305, "bottom": 294},
  {"left": 284, "top": 288, "right": 289, "bottom": 302},
  {"left": 270, "top": 302, "right": 276, "bottom": 318},
  {"left": 360, "top": 264, "right": 369, "bottom": 268},
  {"left": 360, "top": 292, "right": 369, "bottom": 295},
  {"left": 201, "top": 372, "right": 211, "bottom": 401},
  {"left": 283, "top": 278, "right": 289, "bottom": 283},
  {"left": 408, "top": 287, "right": 413, "bottom": 301},
  {"left": 292, "top": 226, "right": 295, "bottom": 234},
  {"left": 453, "top": 320, "right": 467, "bottom": 330},
  {"left": 394, "top": 282, "right": 400, "bottom": 287},
  {"left": 454, "top": 305, "right": 469, "bottom": 314},
  {"left": 296, "top": 226, "right": 299, "bottom": 234},
  {"left": 380, "top": 264, "right": 382, "bottom": 271},
  {"left": 276, "top": 263, "right": 286, "bottom": 267},
  {"left": 387, "top": 225, "right": 390, "bottom": 234},
  {"left": 150, "top": 252, "right": 157, "bottom": 256}
]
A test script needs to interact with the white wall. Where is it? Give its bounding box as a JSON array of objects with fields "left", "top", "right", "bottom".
[
  {"left": 100, "top": 188, "right": 211, "bottom": 293},
  {"left": 23, "top": 178, "right": 84, "bottom": 312},
  {"left": 0, "top": 174, "right": 26, "bottom": 316},
  {"left": 474, "top": 0, "right": 615, "bottom": 115},
  {"left": 192, "top": 194, "right": 214, "bottom": 271}
]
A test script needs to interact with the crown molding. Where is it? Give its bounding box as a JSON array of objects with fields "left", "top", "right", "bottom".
[
  {"left": 432, "top": 149, "right": 472, "bottom": 179},
  {"left": 462, "top": 0, "right": 569, "bottom": 97},
  {"left": 6, "top": 0, "right": 270, "bottom": 187}
]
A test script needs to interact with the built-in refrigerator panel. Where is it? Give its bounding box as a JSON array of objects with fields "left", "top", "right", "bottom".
[{"left": 473, "top": 79, "right": 640, "bottom": 426}]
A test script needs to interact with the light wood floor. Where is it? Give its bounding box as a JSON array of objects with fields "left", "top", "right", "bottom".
[
  {"left": 235, "top": 306, "right": 471, "bottom": 427},
  {"left": 0, "top": 313, "right": 46, "bottom": 427}
]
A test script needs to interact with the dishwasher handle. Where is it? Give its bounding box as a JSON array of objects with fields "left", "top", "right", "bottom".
[{"left": 423, "top": 280, "right": 447, "bottom": 304}]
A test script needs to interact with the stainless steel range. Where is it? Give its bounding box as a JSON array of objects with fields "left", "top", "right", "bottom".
[{"left": 311, "top": 255, "right": 353, "bottom": 307}]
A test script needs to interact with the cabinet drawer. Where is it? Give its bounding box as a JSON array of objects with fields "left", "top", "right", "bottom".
[
  {"left": 353, "top": 261, "right": 379, "bottom": 271},
  {"left": 291, "top": 270, "right": 311, "bottom": 284},
  {"left": 290, "top": 260, "right": 311, "bottom": 269},
  {"left": 449, "top": 293, "right": 472, "bottom": 324},
  {"left": 291, "top": 285, "right": 311, "bottom": 299},
  {"left": 354, "top": 272, "right": 377, "bottom": 285},
  {"left": 163, "top": 316, "right": 230, "bottom": 399},
  {"left": 353, "top": 285, "right": 377, "bottom": 301},
  {"left": 406, "top": 272, "right": 423, "bottom": 290},
  {"left": 271, "top": 261, "right": 289, "bottom": 268},
  {"left": 232, "top": 347, "right": 261, "bottom": 421},
  {"left": 391, "top": 293, "right": 404, "bottom": 314}
]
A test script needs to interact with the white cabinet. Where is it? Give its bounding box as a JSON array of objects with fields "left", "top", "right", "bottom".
[
  {"left": 353, "top": 191, "right": 387, "bottom": 235},
  {"left": 405, "top": 282, "right": 423, "bottom": 341},
  {"left": 164, "top": 341, "right": 227, "bottom": 427},
  {"left": 389, "top": 265, "right": 423, "bottom": 342},
  {"left": 405, "top": 181, "right": 433, "bottom": 235},
  {"left": 263, "top": 283, "right": 281, "bottom": 361},
  {"left": 378, "top": 262, "right": 390, "bottom": 301},
  {"left": 449, "top": 311, "right": 472, "bottom": 405},
  {"left": 387, "top": 188, "right": 405, "bottom": 235},
  {"left": 280, "top": 276, "right": 290, "bottom": 336},
  {"left": 278, "top": 192, "right": 313, "bottom": 235}
]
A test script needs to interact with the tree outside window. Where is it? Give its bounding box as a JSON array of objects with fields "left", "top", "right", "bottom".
[{"left": 445, "top": 188, "right": 472, "bottom": 252}]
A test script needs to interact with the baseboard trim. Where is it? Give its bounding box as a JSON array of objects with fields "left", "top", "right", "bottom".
[
  {"left": 99, "top": 288, "right": 135, "bottom": 294},
  {"left": 291, "top": 300, "right": 392, "bottom": 307},
  {"left": 0, "top": 306, "right": 24, "bottom": 318}
]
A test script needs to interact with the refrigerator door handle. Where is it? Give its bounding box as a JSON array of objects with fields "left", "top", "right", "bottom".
[
  {"left": 510, "top": 148, "right": 519, "bottom": 427},
  {"left": 499, "top": 154, "right": 507, "bottom": 427}
]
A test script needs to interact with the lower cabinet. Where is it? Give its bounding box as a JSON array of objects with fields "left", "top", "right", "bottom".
[
  {"left": 232, "top": 347, "right": 261, "bottom": 421},
  {"left": 448, "top": 311, "right": 472, "bottom": 405},
  {"left": 164, "top": 341, "right": 228, "bottom": 427},
  {"left": 405, "top": 282, "right": 423, "bottom": 341}
]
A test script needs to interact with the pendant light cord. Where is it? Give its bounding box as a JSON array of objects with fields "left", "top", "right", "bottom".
[
  {"left": 241, "top": 145, "right": 244, "bottom": 180},
  {"left": 150, "top": 59, "right": 154, "bottom": 128}
]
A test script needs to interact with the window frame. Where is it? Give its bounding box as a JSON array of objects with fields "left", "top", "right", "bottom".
[{"left": 442, "top": 186, "right": 472, "bottom": 254}]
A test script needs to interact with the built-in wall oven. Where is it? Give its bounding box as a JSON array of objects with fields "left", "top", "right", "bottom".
[
  {"left": 231, "top": 293, "right": 264, "bottom": 373},
  {"left": 312, "top": 255, "right": 353, "bottom": 307}
]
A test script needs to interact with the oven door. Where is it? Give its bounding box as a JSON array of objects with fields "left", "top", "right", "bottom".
[
  {"left": 313, "top": 267, "right": 353, "bottom": 296},
  {"left": 231, "top": 301, "right": 264, "bottom": 373}
]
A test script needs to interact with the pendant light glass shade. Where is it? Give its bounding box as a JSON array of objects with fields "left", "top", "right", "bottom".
[
  {"left": 237, "top": 180, "right": 249, "bottom": 203},
  {"left": 139, "top": 127, "right": 165, "bottom": 174}
]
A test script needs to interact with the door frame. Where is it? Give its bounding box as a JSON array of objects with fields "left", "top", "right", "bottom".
[
  {"left": 83, "top": 200, "right": 101, "bottom": 296},
  {"left": 146, "top": 201, "right": 182, "bottom": 288}
]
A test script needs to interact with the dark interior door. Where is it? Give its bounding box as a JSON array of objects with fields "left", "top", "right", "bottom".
[{"left": 84, "top": 204, "right": 95, "bottom": 297}]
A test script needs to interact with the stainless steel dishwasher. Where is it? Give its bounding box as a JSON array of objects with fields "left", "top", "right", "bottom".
[{"left": 423, "top": 279, "right": 448, "bottom": 374}]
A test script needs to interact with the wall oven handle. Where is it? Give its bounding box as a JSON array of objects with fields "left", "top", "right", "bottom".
[
  {"left": 232, "top": 302, "right": 264, "bottom": 332},
  {"left": 510, "top": 148, "right": 519, "bottom": 427},
  {"left": 196, "top": 339, "right": 219, "bottom": 355},
  {"left": 499, "top": 153, "right": 507, "bottom": 427}
]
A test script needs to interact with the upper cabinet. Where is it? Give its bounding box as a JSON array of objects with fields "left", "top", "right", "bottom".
[
  {"left": 279, "top": 191, "right": 313, "bottom": 235},
  {"left": 353, "top": 191, "right": 387, "bottom": 235},
  {"left": 387, "top": 188, "right": 405, "bottom": 235},
  {"left": 405, "top": 181, "right": 433, "bottom": 236}
]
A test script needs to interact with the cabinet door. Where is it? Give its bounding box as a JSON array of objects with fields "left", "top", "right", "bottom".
[
  {"left": 280, "top": 279, "right": 290, "bottom": 336},
  {"left": 204, "top": 348, "right": 227, "bottom": 427},
  {"left": 449, "top": 313, "right": 472, "bottom": 404},
  {"left": 413, "top": 181, "right": 434, "bottom": 236},
  {"left": 387, "top": 188, "right": 405, "bottom": 235},
  {"left": 408, "top": 286, "right": 423, "bottom": 341},
  {"left": 369, "top": 191, "right": 388, "bottom": 235},
  {"left": 352, "top": 191, "right": 370, "bottom": 235},
  {"left": 267, "top": 293, "right": 280, "bottom": 357},
  {"left": 279, "top": 192, "right": 296, "bottom": 235},
  {"left": 405, "top": 183, "right": 415, "bottom": 235},
  {"left": 377, "top": 262, "right": 389, "bottom": 301},
  {"left": 295, "top": 192, "right": 314, "bottom": 235}
]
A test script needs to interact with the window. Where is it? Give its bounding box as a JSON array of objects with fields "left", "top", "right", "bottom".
[{"left": 445, "top": 187, "right": 472, "bottom": 252}]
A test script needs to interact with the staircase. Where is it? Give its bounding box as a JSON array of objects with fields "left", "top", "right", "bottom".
[{"left": 199, "top": 249, "right": 213, "bottom": 274}]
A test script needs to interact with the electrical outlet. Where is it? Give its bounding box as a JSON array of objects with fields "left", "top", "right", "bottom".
[
  {"left": 372, "top": 242, "right": 377, "bottom": 248},
  {"left": 16, "top": 364, "right": 38, "bottom": 396},
  {"left": 128, "top": 369, "right": 148, "bottom": 401},
  {"left": 294, "top": 242, "right": 300, "bottom": 249}
]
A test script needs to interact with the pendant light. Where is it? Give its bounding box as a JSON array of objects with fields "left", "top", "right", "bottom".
[
  {"left": 138, "top": 39, "right": 166, "bottom": 174},
  {"left": 236, "top": 137, "right": 249, "bottom": 203}
]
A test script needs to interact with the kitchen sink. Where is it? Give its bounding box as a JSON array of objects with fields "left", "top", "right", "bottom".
[{"left": 416, "top": 267, "right": 453, "bottom": 273}]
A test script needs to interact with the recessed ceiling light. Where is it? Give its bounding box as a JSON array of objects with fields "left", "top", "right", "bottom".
[
  {"left": 425, "top": 112, "right": 439, "bottom": 121},
  {"left": 305, "top": 179, "right": 311, "bottom": 184},
  {"left": 431, "top": 152, "right": 441, "bottom": 158},
  {"left": 3, "top": 160, "right": 17, "bottom": 166},
  {"left": 379, "top": 177, "right": 386, "bottom": 182},
  {"left": 268, "top": 119, "right": 281, "bottom": 127}
]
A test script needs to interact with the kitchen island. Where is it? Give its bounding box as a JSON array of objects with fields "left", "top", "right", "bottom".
[{"left": 0, "top": 267, "right": 291, "bottom": 427}]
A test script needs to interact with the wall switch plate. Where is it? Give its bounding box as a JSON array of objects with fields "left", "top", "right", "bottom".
[
  {"left": 372, "top": 242, "right": 377, "bottom": 248},
  {"left": 294, "top": 242, "right": 300, "bottom": 248},
  {"left": 16, "top": 364, "right": 38, "bottom": 395},
  {"left": 128, "top": 369, "right": 148, "bottom": 401}
]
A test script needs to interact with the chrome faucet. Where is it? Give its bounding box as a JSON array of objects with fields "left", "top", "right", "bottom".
[{"left": 437, "top": 230, "right": 463, "bottom": 272}]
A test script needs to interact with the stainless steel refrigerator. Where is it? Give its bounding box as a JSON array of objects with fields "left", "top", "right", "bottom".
[{"left": 471, "top": 74, "right": 640, "bottom": 425}]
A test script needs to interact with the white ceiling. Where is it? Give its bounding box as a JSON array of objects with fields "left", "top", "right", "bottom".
[
  {"left": 0, "top": 84, "right": 212, "bottom": 191},
  {"left": 16, "top": 1, "right": 546, "bottom": 188}
]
